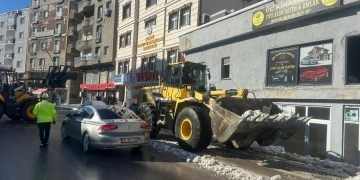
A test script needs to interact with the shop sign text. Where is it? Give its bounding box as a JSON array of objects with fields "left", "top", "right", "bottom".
[
  {"left": 136, "top": 71, "right": 159, "bottom": 82},
  {"left": 137, "top": 35, "right": 164, "bottom": 51},
  {"left": 252, "top": 0, "right": 341, "bottom": 29}
]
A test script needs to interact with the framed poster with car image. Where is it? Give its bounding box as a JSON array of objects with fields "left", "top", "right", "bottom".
[
  {"left": 299, "top": 42, "right": 333, "bottom": 85},
  {"left": 267, "top": 47, "right": 299, "bottom": 86}
]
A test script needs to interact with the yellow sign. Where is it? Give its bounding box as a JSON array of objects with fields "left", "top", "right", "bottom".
[
  {"left": 137, "top": 35, "right": 164, "bottom": 51},
  {"left": 252, "top": 0, "right": 340, "bottom": 29}
]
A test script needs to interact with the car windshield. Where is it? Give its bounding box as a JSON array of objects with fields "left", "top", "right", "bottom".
[{"left": 97, "top": 109, "right": 122, "bottom": 119}]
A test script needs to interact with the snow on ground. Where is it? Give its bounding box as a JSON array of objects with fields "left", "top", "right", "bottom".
[
  {"left": 249, "top": 141, "right": 360, "bottom": 177},
  {"left": 149, "top": 140, "right": 281, "bottom": 180}
]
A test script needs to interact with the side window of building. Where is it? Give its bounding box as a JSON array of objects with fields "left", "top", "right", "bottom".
[
  {"left": 0, "top": 22, "right": 4, "bottom": 28},
  {"left": 221, "top": 57, "right": 230, "bottom": 79},
  {"left": 122, "top": 3, "right": 131, "bottom": 20},
  {"left": 146, "top": 0, "right": 157, "bottom": 8},
  {"left": 169, "top": 12, "right": 178, "bottom": 30},
  {"left": 267, "top": 41, "right": 333, "bottom": 86},
  {"left": 346, "top": 36, "right": 360, "bottom": 84}
]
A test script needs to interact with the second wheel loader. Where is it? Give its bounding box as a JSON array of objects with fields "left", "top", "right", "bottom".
[
  {"left": 0, "top": 65, "right": 77, "bottom": 122},
  {"left": 135, "top": 61, "right": 311, "bottom": 152}
]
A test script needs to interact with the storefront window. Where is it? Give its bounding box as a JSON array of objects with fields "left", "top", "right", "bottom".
[
  {"left": 108, "top": 67, "right": 115, "bottom": 83},
  {"left": 85, "top": 70, "right": 93, "bottom": 84},
  {"left": 100, "top": 68, "right": 108, "bottom": 84},
  {"left": 92, "top": 69, "right": 99, "bottom": 84}
]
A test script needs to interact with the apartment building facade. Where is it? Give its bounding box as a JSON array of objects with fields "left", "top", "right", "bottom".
[
  {"left": 27, "top": 0, "right": 83, "bottom": 104},
  {"left": 115, "top": 0, "right": 256, "bottom": 105},
  {"left": 75, "top": 0, "right": 118, "bottom": 103},
  {"left": 0, "top": 8, "right": 29, "bottom": 77}
]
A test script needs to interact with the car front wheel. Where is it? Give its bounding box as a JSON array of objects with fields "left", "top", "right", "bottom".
[{"left": 61, "top": 124, "right": 71, "bottom": 140}]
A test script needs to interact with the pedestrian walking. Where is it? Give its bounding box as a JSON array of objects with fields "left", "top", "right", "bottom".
[{"left": 33, "top": 93, "right": 57, "bottom": 148}]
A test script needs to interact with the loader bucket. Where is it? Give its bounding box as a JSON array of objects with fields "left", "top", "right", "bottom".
[{"left": 208, "top": 97, "right": 311, "bottom": 148}]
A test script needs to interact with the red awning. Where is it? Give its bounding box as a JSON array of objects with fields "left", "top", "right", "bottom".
[
  {"left": 80, "top": 83, "right": 116, "bottom": 91},
  {"left": 32, "top": 88, "right": 48, "bottom": 95}
]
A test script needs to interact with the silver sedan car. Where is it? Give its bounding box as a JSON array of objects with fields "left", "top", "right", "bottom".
[{"left": 61, "top": 105, "right": 150, "bottom": 153}]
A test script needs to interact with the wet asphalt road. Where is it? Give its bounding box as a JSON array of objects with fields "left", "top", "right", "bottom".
[{"left": 0, "top": 114, "right": 225, "bottom": 180}]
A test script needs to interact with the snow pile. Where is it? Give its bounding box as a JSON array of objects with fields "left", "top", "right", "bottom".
[
  {"left": 149, "top": 140, "right": 280, "bottom": 180},
  {"left": 251, "top": 142, "right": 285, "bottom": 153},
  {"left": 347, "top": 173, "right": 360, "bottom": 180},
  {"left": 249, "top": 143, "right": 360, "bottom": 177}
]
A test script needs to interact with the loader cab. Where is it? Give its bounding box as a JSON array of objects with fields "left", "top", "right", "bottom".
[{"left": 164, "top": 62, "right": 207, "bottom": 92}]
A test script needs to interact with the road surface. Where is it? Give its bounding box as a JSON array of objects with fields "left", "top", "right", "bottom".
[{"left": 0, "top": 114, "right": 225, "bottom": 180}]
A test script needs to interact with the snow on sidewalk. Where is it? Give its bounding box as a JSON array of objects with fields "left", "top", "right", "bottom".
[{"left": 149, "top": 140, "right": 281, "bottom": 180}]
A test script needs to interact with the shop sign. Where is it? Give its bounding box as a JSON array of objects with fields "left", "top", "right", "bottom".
[
  {"left": 252, "top": 0, "right": 341, "bottom": 29},
  {"left": 114, "top": 74, "right": 131, "bottom": 84},
  {"left": 137, "top": 35, "right": 164, "bottom": 51},
  {"left": 267, "top": 47, "right": 299, "bottom": 86},
  {"left": 80, "top": 83, "right": 116, "bottom": 91},
  {"left": 136, "top": 71, "right": 159, "bottom": 82}
]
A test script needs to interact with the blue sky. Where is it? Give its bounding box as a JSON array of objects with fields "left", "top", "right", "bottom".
[{"left": 0, "top": 0, "right": 30, "bottom": 14}]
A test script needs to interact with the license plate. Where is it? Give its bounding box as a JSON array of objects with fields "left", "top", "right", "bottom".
[{"left": 121, "top": 138, "right": 137, "bottom": 143}]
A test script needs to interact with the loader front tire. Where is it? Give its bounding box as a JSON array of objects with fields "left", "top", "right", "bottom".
[
  {"left": 20, "top": 100, "right": 38, "bottom": 123},
  {"left": 137, "top": 102, "right": 160, "bottom": 138},
  {"left": 175, "top": 106, "right": 212, "bottom": 152}
]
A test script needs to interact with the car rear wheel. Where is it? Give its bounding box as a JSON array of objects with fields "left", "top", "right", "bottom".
[
  {"left": 82, "top": 132, "right": 92, "bottom": 153},
  {"left": 61, "top": 124, "right": 71, "bottom": 140}
]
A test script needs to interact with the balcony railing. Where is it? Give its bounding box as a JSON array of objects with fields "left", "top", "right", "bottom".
[
  {"left": 6, "top": 37, "right": 15, "bottom": 44},
  {"left": 35, "top": 30, "right": 55, "bottom": 38},
  {"left": 81, "top": 53, "right": 92, "bottom": 61},
  {"left": 7, "top": 25, "right": 16, "bottom": 31}
]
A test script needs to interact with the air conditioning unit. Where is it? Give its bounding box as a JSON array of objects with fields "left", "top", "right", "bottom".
[
  {"left": 210, "top": 9, "right": 233, "bottom": 21},
  {"left": 104, "top": 8, "right": 112, "bottom": 17},
  {"left": 201, "top": 13, "right": 210, "bottom": 25}
]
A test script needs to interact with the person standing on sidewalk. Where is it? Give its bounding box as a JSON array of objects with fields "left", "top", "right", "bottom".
[{"left": 33, "top": 93, "right": 57, "bottom": 148}]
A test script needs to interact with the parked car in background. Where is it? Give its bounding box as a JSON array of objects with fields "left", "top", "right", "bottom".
[
  {"left": 271, "top": 69, "right": 294, "bottom": 83},
  {"left": 300, "top": 66, "right": 329, "bottom": 82},
  {"left": 61, "top": 105, "right": 150, "bottom": 153},
  {"left": 301, "top": 56, "right": 319, "bottom": 65}
]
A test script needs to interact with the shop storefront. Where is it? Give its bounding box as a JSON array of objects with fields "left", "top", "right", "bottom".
[
  {"left": 80, "top": 83, "right": 116, "bottom": 104},
  {"left": 178, "top": 0, "right": 360, "bottom": 165}
]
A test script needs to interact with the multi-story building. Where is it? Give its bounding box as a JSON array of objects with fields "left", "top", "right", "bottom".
[
  {"left": 178, "top": 0, "right": 360, "bottom": 166},
  {"left": 115, "top": 0, "right": 259, "bottom": 105},
  {"left": 0, "top": 8, "right": 29, "bottom": 78},
  {"left": 27, "top": 0, "right": 83, "bottom": 104},
  {"left": 75, "top": 0, "right": 118, "bottom": 103}
]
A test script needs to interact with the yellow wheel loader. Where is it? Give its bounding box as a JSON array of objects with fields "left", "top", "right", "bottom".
[
  {"left": 135, "top": 61, "right": 311, "bottom": 152},
  {"left": 0, "top": 65, "right": 77, "bottom": 122}
]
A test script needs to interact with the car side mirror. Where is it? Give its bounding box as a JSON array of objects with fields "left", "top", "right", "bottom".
[{"left": 66, "top": 114, "right": 72, "bottom": 118}]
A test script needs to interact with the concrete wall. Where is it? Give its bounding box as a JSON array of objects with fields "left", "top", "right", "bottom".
[{"left": 179, "top": 0, "right": 360, "bottom": 100}]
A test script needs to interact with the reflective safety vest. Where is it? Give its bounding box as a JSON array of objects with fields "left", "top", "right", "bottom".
[{"left": 33, "top": 100, "right": 57, "bottom": 123}]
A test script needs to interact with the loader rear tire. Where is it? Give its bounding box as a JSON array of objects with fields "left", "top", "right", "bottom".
[
  {"left": 137, "top": 102, "right": 160, "bottom": 138},
  {"left": 175, "top": 106, "right": 212, "bottom": 152},
  {"left": 20, "top": 100, "right": 38, "bottom": 123}
]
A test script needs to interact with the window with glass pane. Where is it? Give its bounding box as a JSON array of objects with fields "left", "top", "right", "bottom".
[
  {"left": 18, "top": 47, "right": 23, "bottom": 53},
  {"left": 120, "top": 35, "right": 125, "bottom": 48},
  {"left": 104, "top": 46, "right": 109, "bottom": 55},
  {"left": 0, "top": 35, "right": 3, "bottom": 41},
  {"left": 56, "top": 23, "right": 61, "bottom": 34},
  {"left": 167, "top": 50, "right": 177, "bottom": 63},
  {"left": 126, "top": 33, "right": 131, "bottom": 46},
  {"left": 53, "top": 57, "right": 59, "bottom": 66},
  {"left": 0, "top": 22, "right": 4, "bottom": 28},
  {"left": 39, "top": 58, "right": 44, "bottom": 66},
  {"left": 169, "top": 12, "right": 178, "bottom": 30},
  {"left": 149, "top": 57, "right": 156, "bottom": 72},
  {"left": 308, "top": 107, "right": 330, "bottom": 120},
  {"left": 54, "top": 40, "right": 60, "bottom": 51},
  {"left": 106, "top": 1, "right": 111, "bottom": 9},
  {"left": 98, "top": 6, "right": 103, "bottom": 18},
  {"left": 145, "top": 18, "right": 156, "bottom": 28},
  {"left": 146, "top": 0, "right": 157, "bottom": 7},
  {"left": 57, "top": 7, "right": 63, "bottom": 16},
  {"left": 95, "top": 47, "right": 100, "bottom": 55},
  {"left": 118, "top": 62, "right": 124, "bottom": 74},
  {"left": 20, "top": 18, "right": 25, "bottom": 24},
  {"left": 41, "top": 42, "right": 46, "bottom": 49},
  {"left": 100, "top": 68, "right": 107, "bottom": 83},
  {"left": 30, "top": 59, "right": 35, "bottom": 68},
  {"left": 123, "top": 4, "right": 131, "bottom": 19},
  {"left": 16, "top": 61, "right": 21, "bottom": 68},
  {"left": 43, "top": 11, "right": 48, "bottom": 17},
  {"left": 19, "top": 32, "right": 24, "bottom": 38},
  {"left": 221, "top": 57, "right": 230, "bottom": 79},
  {"left": 180, "top": 7, "right": 190, "bottom": 26},
  {"left": 32, "top": 43, "right": 36, "bottom": 52},
  {"left": 142, "top": 59, "right": 148, "bottom": 72},
  {"left": 124, "top": 61, "right": 129, "bottom": 73}
]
